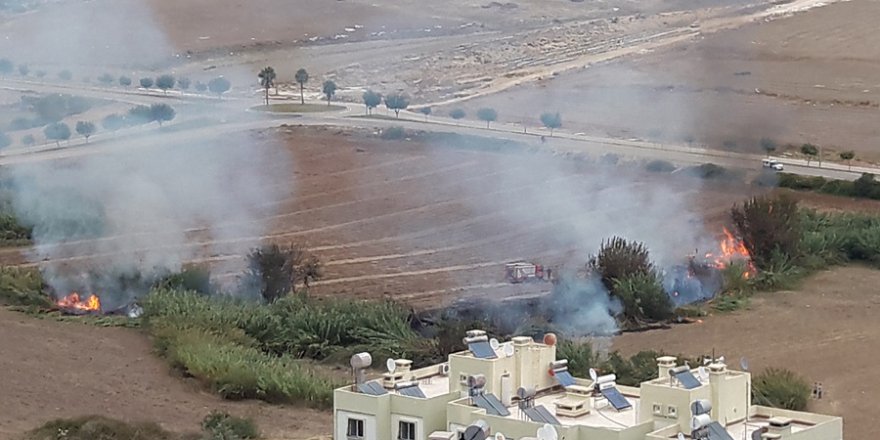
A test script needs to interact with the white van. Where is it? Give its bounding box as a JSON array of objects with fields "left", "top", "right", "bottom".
[{"left": 762, "top": 158, "right": 784, "bottom": 171}]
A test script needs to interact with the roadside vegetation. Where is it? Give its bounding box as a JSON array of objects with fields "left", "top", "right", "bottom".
[{"left": 23, "top": 412, "right": 258, "bottom": 440}]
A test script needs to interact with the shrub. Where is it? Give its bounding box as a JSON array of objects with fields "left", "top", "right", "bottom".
[
  {"left": 23, "top": 416, "right": 179, "bottom": 440},
  {"left": 645, "top": 159, "right": 675, "bottom": 173},
  {"left": 0, "top": 267, "right": 48, "bottom": 307},
  {"left": 0, "top": 212, "right": 32, "bottom": 243},
  {"left": 731, "top": 195, "right": 801, "bottom": 270},
  {"left": 202, "top": 412, "right": 259, "bottom": 439},
  {"left": 685, "top": 163, "right": 741, "bottom": 182},
  {"left": 752, "top": 367, "right": 810, "bottom": 411},
  {"left": 589, "top": 236, "right": 654, "bottom": 291},
  {"left": 154, "top": 266, "right": 214, "bottom": 295},
  {"left": 555, "top": 339, "right": 597, "bottom": 379},
  {"left": 380, "top": 126, "right": 406, "bottom": 140},
  {"left": 449, "top": 108, "right": 466, "bottom": 120},
  {"left": 611, "top": 272, "right": 672, "bottom": 321},
  {"left": 243, "top": 244, "right": 321, "bottom": 302}
]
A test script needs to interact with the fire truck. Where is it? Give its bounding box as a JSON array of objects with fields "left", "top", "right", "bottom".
[{"left": 505, "top": 261, "right": 550, "bottom": 283}]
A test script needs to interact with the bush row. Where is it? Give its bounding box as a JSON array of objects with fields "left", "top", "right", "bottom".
[{"left": 777, "top": 172, "right": 880, "bottom": 200}]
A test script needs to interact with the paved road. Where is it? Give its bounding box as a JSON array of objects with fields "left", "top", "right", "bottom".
[{"left": 0, "top": 77, "right": 872, "bottom": 183}]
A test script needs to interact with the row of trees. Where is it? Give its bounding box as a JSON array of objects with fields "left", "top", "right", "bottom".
[
  {"left": 761, "top": 138, "right": 857, "bottom": 169},
  {"left": 34, "top": 103, "right": 175, "bottom": 147},
  {"left": 360, "top": 90, "right": 564, "bottom": 133},
  {"left": 134, "top": 74, "right": 231, "bottom": 98},
  {"left": 257, "top": 66, "right": 338, "bottom": 106}
]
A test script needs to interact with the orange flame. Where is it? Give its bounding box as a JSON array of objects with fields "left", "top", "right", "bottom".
[
  {"left": 56, "top": 292, "right": 101, "bottom": 312},
  {"left": 704, "top": 227, "right": 756, "bottom": 278}
]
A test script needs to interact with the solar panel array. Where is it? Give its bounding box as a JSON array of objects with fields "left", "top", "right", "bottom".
[
  {"left": 523, "top": 405, "right": 560, "bottom": 425},
  {"left": 599, "top": 387, "right": 632, "bottom": 411},
  {"left": 357, "top": 381, "right": 387, "bottom": 396},
  {"left": 674, "top": 370, "right": 703, "bottom": 389},
  {"left": 397, "top": 384, "right": 427, "bottom": 398},
  {"left": 707, "top": 422, "right": 735, "bottom": 440},
  {"left": 473, "top": 393, "right": 511, "bottom": 416},
  {"left": 468, "top": 341, "right": 497, "bottom": 359},
  {"left": 554, "top": 370, "right": 576, "bottom": 387}
]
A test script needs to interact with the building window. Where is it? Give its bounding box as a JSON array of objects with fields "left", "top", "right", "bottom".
[
  {"left": 399, "top": 421, "right": 416, "bottom": 440},
  {"left": 347, "top": 418, "right": 364, "bottom": 439},
  {"left": 653, "top": 404, "right": 662, "bottom": 415},
  {"left": 667, "top": 405, "right": 678, "bottom": 417}
]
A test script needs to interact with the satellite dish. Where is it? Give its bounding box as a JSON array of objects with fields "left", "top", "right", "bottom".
[
  {"left": 717, "top": 356, "right": 725, "bottom": 364},
  {"left": 691, "top": 414, "right": 712, "bottom": 431},
  {"left": 495, "top": 433, "right": 506, "bottom": 440},
  {"left": 589, "top": 368, "right": 598, "bottom": 382},
  {"left": 490, "top": 338, "right": 500, "bottom": 350},
  {"left": 740, "top": 357, "right": 750, "bottom": 371},
  {"left": 698, "top": 367, "right": 709, "bottom": 382},
  {"left": 537, "top": 424, "right": 558, "bottom": 440},
  {"left": 386, "top": 358, "right": 397, "bottom": 374},
  {"left": 677, "top": 433, "right": 686, "bottom": 440},
  {"left": 503, "top": 344, "right": 515, "bottom": 357}
]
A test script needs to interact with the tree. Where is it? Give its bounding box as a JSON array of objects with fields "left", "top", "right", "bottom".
[
  {"left": 150, "top": 103, "right": 176, "bottom": 126},
  {"left": 419, "top": 106, "right": 432, "bottom": 121},
  {"left": 139, "top": 77, "right": 153, "bottom": 89},
  {"left": 21, "top": 134, "right": 35, "bottom": 146},
  {"left": 43, "top": 122, "right": 71, "bottom": 146},
  {"left": 97, "top": 73, "right": 114, "bottom": 85},
  {"left": 119, "top": 76, "right": 132, "bottom": 87},
  {"left": 839, "top": 151, "right": 855, "bottom": 170},
  {"left": 800, "top": 143, "right": 818, "bottom": 166},
  {"left": 294, "top": 68, "right": 309, "bottom": 105},
  {"left": 0, "top": 58, "right": 13, "bottom": 75},
  {"left": 0, "top": 132, "right": 10, "bottom": 149},
  {"left": 195, "top": 81, "right": 207, "bottom": 92},
  {"left": 588, "top": 236, "right": 655, "bottom": 292},
  {"left": 730, "top": 195, "right": 801, "bottom": 270},
  {"left": 17, "top": 64, "right": 28, "bottom": 76},
  {"left": 155, "top": 74, "right": 175, "bottom": 94},
  {"left": 258, "top": 66, "right": 276, "bottom": 106},
  {"left": 449, "top": 108, "right": 466, "bottom": 122},
  {"left": 760, "top": 138, "right": 777, "bottom": 157},
  {"left": 322, "top": 80, "right": 337, "bottom": 105},
  {"left": 384, "top": 92, "right": 409, "bottom": 118},
  {"left": 102, "top": 114, "right": 125, "bottom": 133},
  {"left": 127, "top": 105, "right": 152, "bottom": 125},
  {"left": 177, "top": 77, "right": 191, "bottom": 90},
  {"left": 476, "top": 107, "right": 498, "bottom": 128},
  {"left": 540, "top": 112, "right": 562, "bottom": 136},
  {"left": 75, "top": 121, "right": 96, "bottom": 142},
  {"left": 58, "top": 70, "right": 73, "bottom": 81},
  {"left": 244, "top": 244, "right": 322, "bottom": 302},
  {"left": 35, "top": 70, "right": 46, "bottom": 79},
  {"left": 362, "top": 89, "right": 381, "bottom": 115},
  {"left": 208, "top": 76, "right": 231, "bottom": 98}
]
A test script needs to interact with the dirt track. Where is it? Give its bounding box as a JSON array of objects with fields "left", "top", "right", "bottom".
[{"left": 0, "top": 307, "right": 331, "bottom": 439}]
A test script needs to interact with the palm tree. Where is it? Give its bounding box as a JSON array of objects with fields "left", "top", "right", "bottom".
[
  {"left": 258, "top": 66, "right": 276, "bottom": 106},
  {"left": 295, "top": 68, "right": 309, "bottom": 105}
]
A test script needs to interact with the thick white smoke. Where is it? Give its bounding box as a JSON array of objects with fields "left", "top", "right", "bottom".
[{"left": 8, "top": 133, "right": 292, "bottom": 308}]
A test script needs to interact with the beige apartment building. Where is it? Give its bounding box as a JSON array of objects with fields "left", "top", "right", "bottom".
[{"left": 333, "top": 330, "right": 842, "bottom": 440}]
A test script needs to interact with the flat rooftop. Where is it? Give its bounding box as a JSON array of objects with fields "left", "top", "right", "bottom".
[
  {"left": 498, "top": 389, "right": 640, "bottom": 430},
  {"left": 726, "top": 417, "right": 812, "bottom": 439},
  {"left": 360, "top": 374, "right": 450, "bottom": 399}
]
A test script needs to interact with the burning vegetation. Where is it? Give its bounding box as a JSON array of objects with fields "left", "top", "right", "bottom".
[{"left": 55, "top": 292, "right": 101, "bottom": 313}]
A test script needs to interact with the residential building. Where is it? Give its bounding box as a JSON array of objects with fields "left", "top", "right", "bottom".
[{"left": 333, "top": 330, "right": 842, "bottom": 440}]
